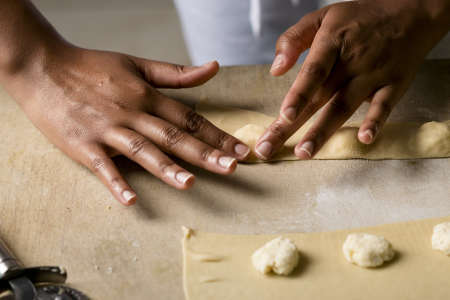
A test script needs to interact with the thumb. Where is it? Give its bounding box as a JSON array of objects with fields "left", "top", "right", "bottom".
[
  {"left": 131, "top": 58, "right": 220, "bottom": 88},
  {"left": 270, "top": 8, "right": 325, "bottom": 76}
]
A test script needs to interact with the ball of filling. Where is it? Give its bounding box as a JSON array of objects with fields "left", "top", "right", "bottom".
[
  {"left": 343, "top": 233, "right": 395, "bottom": 268},
  {"left": 252, "top": 237, "right": 299, "bottom": 275},
  {"left": 432, "top": 222, "right": 450, "bottom": 256},
  {"left": 413, "top": 121, "right": 450, "bottom": 156}
]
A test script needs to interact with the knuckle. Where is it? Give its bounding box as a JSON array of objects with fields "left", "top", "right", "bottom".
[
  {"left": 110, "top": 177, "right": 122, "bottom": 186},
  {"left": 366, "top": 119, "right": 381, "bottom": 132},
  {"left": 278, "top": 26, "right": 305, "bottom": 49},
  {"left": 301, "top": 103, "right": 316, "bottom": 117},
  {"left": 355, "top": 45, "right": 369, "bottom": 60},
  {"left": 175, "top": 64, "right": 186, "bottom": 75},
  {"left": 269, "top": 120, "right": 287, "bottom": 140},
  {"left": 335, "top": 22, "right": 360, "bottom": 43},
  {"left": 184, "top": 110, "right": 206, "bottom": 133},
  {"left": 128, "top": 81, "right": 149, "bottom": 98},
  {"left": 279, "top": 29, "right": 298, "bottom": 44},
  {"left": 329, "top": 99, "right": 352, "bottom": 115},
  {"left": 97, "top": 73, "right": 115, "bottom": 86},
  {"left": 294, "top": 93, "right": 309, "bottom": 106},
  {"left": 174, "top": 64, "right": 186, "bottom": 88},
  {"left": 199, "top": 148, "right": 213, "bottom": 162},
  {"left": 377, "top": 99, "right": 394, "bottom": 116},
  {"left": 66, "top": 127, "right": 85, "bottom": 139},
  {"left": 215, "top": 131, "right": 231, "bottom": 149},
  {"left": 90, "top": 157, "right": 106, "bottom": 173},
  {"left": 158, "top": 161, "right": 176, "bottom": 174},
  {"left": 128, "top": 136, "right": 148, "bottom": 157},
  {"left": 311, "top": 130, "right": 326, "bottom": 146},
  {"left": 110, "top": 177, "right": 125, "bottom": 192},
  {"left": 301, "top": 63, "right": 327, "bottom": 79},
  {"left": 162, "top": 126, "right": 185, "bottom": 149},
  {"left": 336, "top": 27, "right": 350, "bottom": 42},
  {"left": 109, "top": 99, "right": 132, "bottom": 112},
  {"left": 339, "top": 43, "right": 353, "bottom": 61}
]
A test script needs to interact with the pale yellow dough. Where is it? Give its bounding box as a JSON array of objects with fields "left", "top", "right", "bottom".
[
  {"left": 196, "top": 103, "right": 450, "bottom": 162},
  {"left": 183, "top": 217, "right": 450, "bottom": 300}
]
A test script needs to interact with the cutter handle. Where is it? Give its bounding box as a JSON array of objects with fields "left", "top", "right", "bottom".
[{"left": 0, "top": 238, "right": 22, "bottom": 279}]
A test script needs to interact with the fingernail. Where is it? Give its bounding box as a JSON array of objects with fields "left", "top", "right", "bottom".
[
  {"left": 255, "top": 141, "right": 273, "bottom": 159},
  {"left": 234, "top": 143, "right": 250, "bottom": 157},
  {"left": 360, "top": 129, "right": 374, "bottom": 143},
  {"left": 281, "top": 106, "right": 298, "bottom": 123},
  {"left": 218, "top": 156, "right": 236, "bottom": 169},
  {"left": 270, "top": 54, "right": 285, "bottom": 72},
  {"left": 175, "top": 171, "right": 194, "bottom": 184},
  {"left": 297, "top": 141, "right": 314, "bottom": 158},
  {"left": 122, "top": 190, "right": 136, "bottom": 203}
]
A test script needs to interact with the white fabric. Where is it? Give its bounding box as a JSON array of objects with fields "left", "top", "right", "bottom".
[
  {"left": 173, "top": 0, "right": 450, "bottom": 65},
  {"left": 173, "top": 0, "right": 319, "bottom": 65},
  {"left": 249, "top": 0, "right": 262, "bottom": 37},
  {"left": 249, "top": 0, "right": 301, "bottom": 37}
]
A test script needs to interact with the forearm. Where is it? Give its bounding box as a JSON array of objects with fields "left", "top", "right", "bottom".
[{"left": 0, "top": 0, "right": 67, "bottom": 79}]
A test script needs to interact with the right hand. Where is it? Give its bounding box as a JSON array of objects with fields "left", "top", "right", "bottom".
[{"left": 6, "top": 45, "right": 250, "bottom": 205}]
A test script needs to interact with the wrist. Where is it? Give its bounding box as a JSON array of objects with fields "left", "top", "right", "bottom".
[
  {"left": 0, "top": 37, "right": 69, "bottom": 80},
  {"left": 369, "top": 0, "right": 450, "bottom": 51},
  {"left": 0, "top": 0, "right": 72, "bottom": 82},
  {"left": 416, "top": 0, "right": 450, "bottom": 51}
]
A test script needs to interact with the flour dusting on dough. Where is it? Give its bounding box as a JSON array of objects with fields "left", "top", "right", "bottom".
[
  {"left": 199, "top": 277, "right": 222, "bottom": 283},
  {"left": 190, "top": 252, "right": 224, "bottom": 262}
]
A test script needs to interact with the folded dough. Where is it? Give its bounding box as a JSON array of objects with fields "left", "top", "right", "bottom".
[{"left": 196, "top": 103, "right": 450, "bottom": 162}]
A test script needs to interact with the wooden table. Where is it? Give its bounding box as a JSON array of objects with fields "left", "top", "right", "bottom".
[{"left": 0, "top": 60, "right": 448, "bottom": 299}]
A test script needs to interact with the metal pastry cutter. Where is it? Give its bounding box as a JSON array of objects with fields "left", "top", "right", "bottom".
[{"left": 0, "top": 238, "right": 89, "bottom": 300}]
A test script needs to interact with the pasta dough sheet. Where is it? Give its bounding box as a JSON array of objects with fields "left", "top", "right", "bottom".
[
  {"left": 196, "top": 103, "right": 450, "bottom": 162},
  {"left": 183, "top": 216, "right": 450, "bottom": 300}
]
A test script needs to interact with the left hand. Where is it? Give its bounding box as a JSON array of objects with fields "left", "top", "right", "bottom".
[{"left": 255, "top": 0, "right": 450, "bottom": 160}]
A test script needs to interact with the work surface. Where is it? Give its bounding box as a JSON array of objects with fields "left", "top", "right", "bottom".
[{"left": 0, "top": 61, "right": 449, "bottom": 300}]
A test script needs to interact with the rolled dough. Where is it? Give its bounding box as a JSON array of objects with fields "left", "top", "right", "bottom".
[
  {"left": 196, "top": 103, "right": 450, "bottom": 162},
  {"left": 182, "top": 216, "right": 450, "bottom": 300}
]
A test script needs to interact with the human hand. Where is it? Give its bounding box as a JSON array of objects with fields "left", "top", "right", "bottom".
[
  {"left": 6, "top": 45, "right": 250, "bottom": 205},
  {"left": 255, "top": 0, "right": 450, "bottom": 160}
]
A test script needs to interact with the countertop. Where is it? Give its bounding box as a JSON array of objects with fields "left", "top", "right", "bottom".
[{"left": 0, "top": 60, "right": 449, "bottom": 299}]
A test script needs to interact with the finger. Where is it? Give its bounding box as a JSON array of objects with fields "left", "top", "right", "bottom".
[
  {"left": 103, "top": 128, "right": 196, "bottom": 190},
  {"left": 129, "top": 114, "right": 237, "bottom": 175},
  {"left": 131, "top": 57, "right": 219, "bottom": 88},
  {"left": 148, "top": 93, "right": 250, "bottom": 160},
  {"left": 294, "top": 76, "right": 374, "bottom": 159},
  {"left": 280, "top": 31, "right": 339, "bottom": 123},
  {"left": 270, "top": 7, "right": 327, "bottom": 76},
  {"left": 81, "top": 144, "right": 137, "bottom": 206},
  {"left": 358, "top": 85, "right": 400, "bottom": 144},
  {"left": 255, "top": 33, "right": 339, "bottom": 160}
]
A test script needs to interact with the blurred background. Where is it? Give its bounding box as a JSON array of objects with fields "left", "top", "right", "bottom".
[
  {"left": 33, "top": 0, "right": 191, "bottom": 64},
  {"left": 33, "top": 0, "right": 449, "bottom": 66}
]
